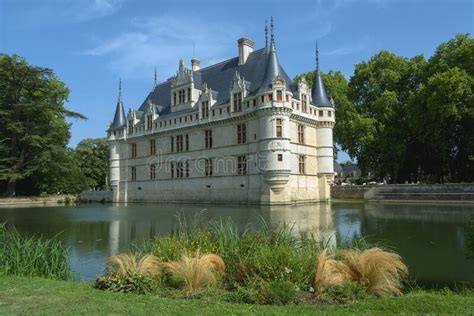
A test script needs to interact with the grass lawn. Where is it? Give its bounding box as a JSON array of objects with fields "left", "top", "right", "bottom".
[{"left": 0, "top": 276, "right": 473, "bottom": 315}]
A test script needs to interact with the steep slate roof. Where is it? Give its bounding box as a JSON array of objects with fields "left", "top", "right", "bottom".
[
  {"left": 138, "top": 47, "right": 295, "bottom": 117},
  {"left": 109, "top": 82, "right": 127, "bottom": 130},
  {"left": 311, "top": 46, "right": 333, "bottom": 108}
]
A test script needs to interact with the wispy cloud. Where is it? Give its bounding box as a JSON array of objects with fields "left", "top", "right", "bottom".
[
  {"left": 83, "top": 16, "right": 242, "bottom": 80},
  {"left": 323, "top": 35, "right": 371, "bottom": 56},
  {"left": 74, "top": 0, "right": 123, "bottom": 21}
]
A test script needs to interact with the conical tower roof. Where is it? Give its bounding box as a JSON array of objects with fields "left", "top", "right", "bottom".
[
  {"left": 311, "top": 44, "right": 333, "bottom": 108},
  {"left": 109, "top": 79, "right": 127, "bottom": 130}
]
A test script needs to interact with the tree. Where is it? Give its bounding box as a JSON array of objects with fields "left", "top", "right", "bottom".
[
  {"left": 74, "top": 138, "right": 109, "bottom": 190},
  {"left": 0, "top": 54, "right": 86, "bottom": 196},
  {"left": 294, "top": 34, "right": 473, "bottom": 183}
]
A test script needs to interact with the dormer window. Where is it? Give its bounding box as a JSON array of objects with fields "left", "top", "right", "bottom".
[
  {"left": 201, "top": 101, "right": 209, "bottom": 118},
  {"left": 302, "top": 94, "right": 308, "bottom": 113},
  {"left": 147, "top": 115, "right": 152, "bottom": 130},
  {"left": 233, "top": 92, "right": 242, "bottom": 112},
  {"left": 128, "top": 121, "right": 134, "bottom": 134}
]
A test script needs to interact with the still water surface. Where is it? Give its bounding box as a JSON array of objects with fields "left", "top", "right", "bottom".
[{"left": 0, "top": 202, "right": 473, "bottom": 287}]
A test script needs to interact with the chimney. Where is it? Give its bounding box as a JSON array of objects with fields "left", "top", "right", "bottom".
[
  {"left": 191, "top": 58, "right": 200, "bottom": 71},
  {"left": 238, "top": 37, "right": 254, "bottom": 65}
]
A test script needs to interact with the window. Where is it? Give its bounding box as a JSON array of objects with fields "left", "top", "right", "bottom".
[
  {"left": 176, "top": 135, "right": 183, "bottom": 152},
  {"left": 149, "top": 139, "right": 156, "bottom": 155},
  {"left": 285, "top": 95, "right": 289, "bottom": 102},
  {"left": 233, "top": 92, "right": 242, "bottom": 112},
  {"left": 298, "top": 124, "right": 305, "bottom": 144},
  {"left": 268, "top": 93, "right": 273, "bottom": 101},
  {"left": 328, "top": 111, "right": 332, "bottom": 117},
  {"left": 147, "top": 115, "right": 153, "bottom": 130},
  {"left": 237, "top": 156, "right": 247, "bottom": 175},
  {"left": 302, "top": 94, "right": 308, "bottom": 113},
  {"left": 261, "top": 95, "right": 264, "bottom": 103},
  {"left": 298, "top": 155, "right": 305, "bottom": 174},
  {"left": 201, "top": 101, "right": 209, "bottom": 119},
  {"left": 253, "top": 99, "right": 257, "bottom": 107},
  {"left": 150, "top": 164, "right": 156, "bottom": 180},
  {"left": 173, "top": 92, "right": 177, "bottom": 105},
  {"left": 246, "top": 101, "right": 250, "bottom": 108},
  {"left": 319, "top": 110, "right": 324, "bottom": 117},
  {"left": 185, "top": 134, "right": 189, "bottom": 151},
  {"left": 237, "top": 124, "right": 247, "bottom": 144},
  {"left": 176, "top": 162, "right": 183, "bottom": 178},
  {"left": 131, "top": 166, "right": 137, "bottom": 181},
  {"left": 185, "top": 161, "right": 190, "bottom": 178},
  {"left": 170, "top": 162, "right": 175, "bottom": 178},
  {"left": 276, "top": 90, "right": 283, "bottom": 101},
  {"left": 131, "top": 143, "right": 137, "bottom": 158},
  {"left": 187, "top": 88, "right": 191, "bottom": 102},
  {"left": 205, "top": 159, "right": 213, "bottom": 176},
  {"left": 276, "top": 118, "right": 283, "bottom": 138},
  {"left": 205, "top": 130, "right": 213, "bottom": 148},
  {"left": 171, "top": 137, "right": 174, "bottom": 153},
  {"left": 128, "top": 121, "right": 134, "bottom": 134},
  {"left": 278, "top": 154, "right": 283, "bottom": 161}
]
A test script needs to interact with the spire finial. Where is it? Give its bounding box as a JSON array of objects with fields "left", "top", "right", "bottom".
[
  {"left": 316, "top": 42, "right": 320, "bottom": 73},
  {"left": 265, "top": 19, "right": 268, "bottom": 50},
  {"left": 118, "top": 78, "right": 122, "bottom": 100},
  {"left": 270, "top": 16, "right": 274, "bottom": 45},
  {"left": 154, "top": 67, "right": 157, "bottom": 87}
]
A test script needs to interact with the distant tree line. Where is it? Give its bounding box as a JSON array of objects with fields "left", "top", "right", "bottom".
[
  {"left": 295, "top": 34, "right": 473, "bottom": 183},
  {"left": 0, "top": 54, "right": 109, "bottom": 196}
]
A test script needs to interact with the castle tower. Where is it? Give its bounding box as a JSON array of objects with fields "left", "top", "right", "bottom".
[
  {"left": 311, "top": 44, "right": 335, "bottom": 200},
  {"left": 107, "top": 79, "right": 126, "bottom": 200},
  {"left": 257, "top": 17, "right": 293, "bottom": 204}
]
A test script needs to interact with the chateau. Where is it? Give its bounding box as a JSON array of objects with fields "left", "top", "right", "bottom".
[{"left": 107, "top": 22, "right": 335, "bottom": 205}]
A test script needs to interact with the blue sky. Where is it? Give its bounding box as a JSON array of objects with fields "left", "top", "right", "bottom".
[{"left": 1, "top": 0, "right": 472, "bottom": 162}]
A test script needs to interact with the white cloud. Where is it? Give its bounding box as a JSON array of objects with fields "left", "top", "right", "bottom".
[
  {"left": 83, "top": 16, "right": 242, "bottom": 80},
  {"left": 323, "top": 36, "right": 371, "bottom": 56},
  {"left": 62, "top": 0, "right": 123, "bottom": 21}
]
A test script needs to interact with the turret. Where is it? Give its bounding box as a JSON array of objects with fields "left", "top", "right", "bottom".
[
  {"left": 312, "top": 45, "right": 335, "bottom": 200},
  {"left": 109, "top": 79, "right": 127, "bottom": 131},
  {"left": 108, "top": 79, "right": 124, "bottom": 199}
]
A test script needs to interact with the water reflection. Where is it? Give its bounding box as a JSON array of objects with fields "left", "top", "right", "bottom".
[{"left": 0, "top": 202, "right": 473, "bottom": 286}]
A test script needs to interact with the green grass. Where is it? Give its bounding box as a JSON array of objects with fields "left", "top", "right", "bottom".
[
  {"left": 0, "top": 276, "right": 473, "bottom": 315},
  {"left": 0, "top": 223, "right": 72, "bottom": 280}
]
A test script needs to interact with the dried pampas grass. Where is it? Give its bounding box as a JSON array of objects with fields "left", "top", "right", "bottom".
[{"left": 106, "top": 253, "right": 161, "bottom": 279}]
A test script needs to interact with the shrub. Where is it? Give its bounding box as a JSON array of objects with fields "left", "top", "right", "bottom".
[
  {"left": 314, "top": 248, "right": 354, "bottom": 293},
  {"left": 0, "top": 223, "right": 72, "bottom": 280},
  {"left": 94, "top": 271, "right": 159, "bottom": 294},
  {"left": 106, "top": 253, "right": 161, "bottom": 280},
  {"left": 338, "top": 247, "right": 408, "bottom": 297},
  {"left": 228, "top": 280, "right": 296, "bottom": 305},
  {"left": 162, "top": 253, "right": 224, "bottom": 291}
]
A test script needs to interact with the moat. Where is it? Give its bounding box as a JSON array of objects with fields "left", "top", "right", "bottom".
[{"left": 0, "top": 202, "right": 473, "bottom": 287}]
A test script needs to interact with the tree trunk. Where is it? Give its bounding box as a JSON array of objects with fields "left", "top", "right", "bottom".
[{"left": 4, "top": 178, "right": 16, "bottom": 197}]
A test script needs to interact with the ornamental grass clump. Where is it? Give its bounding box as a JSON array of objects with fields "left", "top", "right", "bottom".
[
  {"left": 106, "top": 253, "right": 161, "bottom": 280},
  {"left": 314, "top": 247, "right": 408, "bottom": 297},
  {"left": 338, "top": 247, "right": 408, "bottom": 297},
  {"left": 162, "top": 252, "right": 225, "bottom": 291}
]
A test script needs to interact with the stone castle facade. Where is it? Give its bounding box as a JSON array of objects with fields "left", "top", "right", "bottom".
[{"left": 107, "top": 23, "right": 335, "bottom": 205}]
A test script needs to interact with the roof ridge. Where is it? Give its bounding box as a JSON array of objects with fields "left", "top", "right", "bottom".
[{"left": 197, "top": 48, "right": 265, "bottom": 72}]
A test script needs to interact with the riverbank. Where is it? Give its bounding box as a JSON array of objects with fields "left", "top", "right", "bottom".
[
  {"left": 0, "top": 195, "right": 76, "bottom": 207},
  {"left": 331, "top": 183, "right": 474, "bottom": 203},
  {"left": 0, "top": 276, "right": 472, "bottom": 315}
]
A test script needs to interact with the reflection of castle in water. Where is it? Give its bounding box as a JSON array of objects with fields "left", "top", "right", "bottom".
[{"left": 106, "top": 203, "right": 337, "bottom": 256}]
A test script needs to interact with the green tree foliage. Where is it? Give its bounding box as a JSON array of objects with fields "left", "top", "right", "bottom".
[
  {"left": 0, "top": 54, "right": 87, "bottom": 196},
  {"left": 74, "top": 138, "right": 109, "bottom": 190},
  {"left": 294, "top": 34, "right": 473, "bottom": 183}
]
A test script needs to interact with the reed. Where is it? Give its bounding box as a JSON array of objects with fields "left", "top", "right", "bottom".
[{"left": 0, "top": 223, "right": 72, "bottom": 280}]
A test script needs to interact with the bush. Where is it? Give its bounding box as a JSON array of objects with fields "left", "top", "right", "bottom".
[
  {"left": 94, "top": 271, "right": 159, "bottom": 294},
  {"left": 0, "top": 223, "right": 72, "bottom": 280}
]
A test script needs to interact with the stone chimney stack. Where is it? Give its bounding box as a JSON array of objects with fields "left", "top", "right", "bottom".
[
  {"left": 191, "top": 58, "right": 200, "bottom": 71},
  {"left": 238, "top": 37, "right": 254, "bottom": 65}
]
